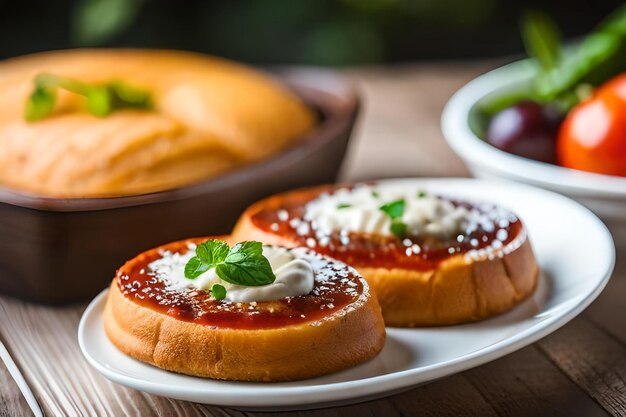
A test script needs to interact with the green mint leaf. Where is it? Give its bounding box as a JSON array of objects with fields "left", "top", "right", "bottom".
[
  {"left": 184, "top": 240, "right": 229, "bottom": 279},
  {"left": 337, "top": 203, "right": 352, "bottom": 209},
  {"left": 195, "top": 240, "right": 229, "bottom": 266},
  {"left": 417, "top": 190, "right": 427, "bottom": 198},
  {"left": 216, "top": 241, "right": 276, "bottom": 286},
  {"left": 390, "top": 221, "right": 408, "bottom": 239},
  {"left": 183, "top": 240, "right": 275, "bottom": 287},
  {"left": 522, "top": 10, "right": 562, "bottom": 71},
  {"left": 184, "top": 256, "right": 211, "bottom": 279},
  {"left": 24, "top": 86, "right": 56, "bottom": 122},
  {"left": 371, "top": 191, "right": 380, "bottom": 198},
  {"left": 210, "top": 284, "right": 227, "bottom": 300},
  {"left": 379, "top": 198, "right": 405, "bottom": 220}
]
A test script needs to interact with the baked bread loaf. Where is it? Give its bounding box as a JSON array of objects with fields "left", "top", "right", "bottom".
[
  {"left": 0, "top": 49, "right": 315, "bottom": 197},
  {"left": 232, "top": 183, "right": 540, "bottom": 327},
  {"left": 104, "top": 236, "right": 385, "bottom": 381}
]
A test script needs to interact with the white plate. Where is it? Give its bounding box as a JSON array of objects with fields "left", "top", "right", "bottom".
[{"left": 79, "top": 179, "right": 615, "bottom": 411}]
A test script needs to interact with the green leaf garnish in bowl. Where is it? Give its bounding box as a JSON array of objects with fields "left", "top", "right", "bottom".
[
  {"left": 480, "top": 5, "right": 626, "bottom": 116},
  {"left": 24, "top": 73, "right": 152, "bottom": 122}
]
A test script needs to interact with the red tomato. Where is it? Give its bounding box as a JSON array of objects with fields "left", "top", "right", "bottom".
[{"left": 557, "top": 73, "right": 626, "bottom": 176}]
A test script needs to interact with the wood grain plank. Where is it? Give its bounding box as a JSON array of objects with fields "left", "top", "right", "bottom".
[
  {"left": 463, "top": 344, "right": 610, "bottom": 417},
  {"left": 241, "top": 341, "right": 612, "bottom": 417},
  {"left": 0, "top": 356, "right": 33, "bottom": 417},
  {"left": 239, "top": 374, "right": 498, "bottom": 417},
  {"left": 585, "top": 262, "right": 626, "bottom": 345},
  {"left": 537, "top": 318, "right": 626, "bottom": 417},
  {"left": 378, "top": 374, "right": 499, "bottom": 417}
]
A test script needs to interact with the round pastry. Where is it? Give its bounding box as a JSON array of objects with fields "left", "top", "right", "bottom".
[
  {"left": 232, "top": 183, "right": 540, "bottom": 327},
  {"left": 104, "top": 237, "right": 385, "bottom": 381},
  {"left": 0, "top": 49, "right": 315, "bottom": 197}
]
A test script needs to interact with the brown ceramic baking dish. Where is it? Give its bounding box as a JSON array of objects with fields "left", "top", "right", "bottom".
[{"left": 0, "top": 68, "right": 358, "bottom": 304}]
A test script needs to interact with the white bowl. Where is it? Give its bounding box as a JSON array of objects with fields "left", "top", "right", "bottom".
[{"left": 441, "top": 60, "right": 626, "bottom": 245}]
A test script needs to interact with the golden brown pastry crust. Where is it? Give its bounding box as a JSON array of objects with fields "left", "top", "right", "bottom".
[
  {"left": 0, "top": 49, "right": 315, "bottom": 197},
  {"left": 103, "top": 237, "right": 386, "bottom": 381},
  {"left": 232, "top": 187, "right": 540, "bottom": 327}
]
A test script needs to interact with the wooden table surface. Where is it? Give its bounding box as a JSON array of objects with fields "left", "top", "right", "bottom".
[{"left": 1, "top": 62, "right": 626, "bottom": 417}]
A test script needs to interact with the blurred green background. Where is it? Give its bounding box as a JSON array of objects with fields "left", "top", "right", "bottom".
[{"left": 1, "top": 0, "right": 623, "bottom": 65}]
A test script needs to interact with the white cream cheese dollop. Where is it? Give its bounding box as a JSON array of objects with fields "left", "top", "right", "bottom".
[
  {"left": 302, "top": 184, "right": 481, "bottom": 239},
  {"left": 148, "top": 245, "right": 314, "bottom": 302}
]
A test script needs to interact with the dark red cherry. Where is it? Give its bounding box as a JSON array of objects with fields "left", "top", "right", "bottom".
[{"left": 486, "top": 101, "right": 561, "bottom": 164}]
